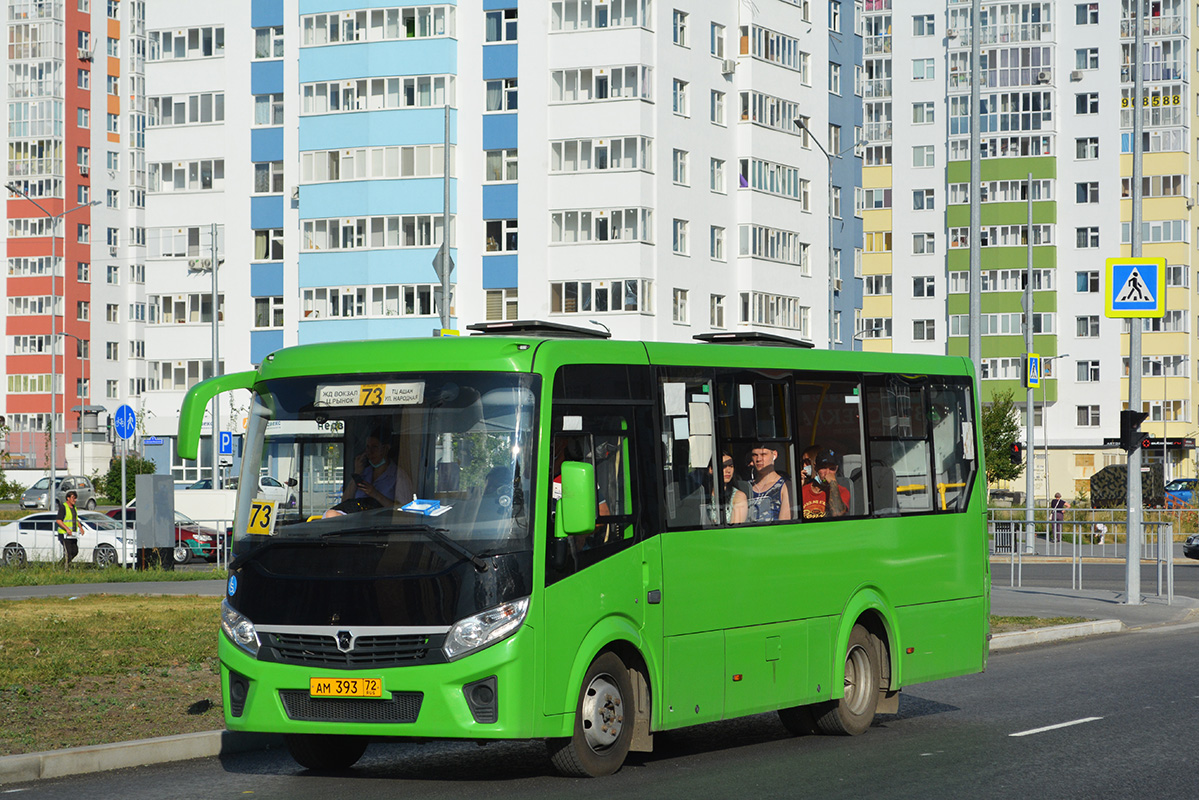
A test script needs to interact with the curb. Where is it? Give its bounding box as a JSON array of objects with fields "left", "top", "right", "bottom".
[
  {"left": 989, "top": 619, "right": 1124, "bottom": 651},
  {"left": 0, "top": 730, "right": 283, "bottom": 785}
]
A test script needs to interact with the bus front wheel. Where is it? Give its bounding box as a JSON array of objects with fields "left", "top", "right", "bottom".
[
  {"left": 812, "top": 624, "right": 880, "bottom": 736},
  {"left": 547, "top": 651, "right": 635, "bottom": 777},
  {"left": 285, "top": 733, "right": 368, "bottom": 771}
]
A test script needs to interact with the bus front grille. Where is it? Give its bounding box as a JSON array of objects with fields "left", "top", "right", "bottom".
[
  {"left": 262, "top": 632, "right": 441, "bottom": 668},
  {"left": 279, "top": 690, "right": 423, "bottom": 723}
]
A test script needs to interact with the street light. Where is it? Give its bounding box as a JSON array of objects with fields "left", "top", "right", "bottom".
[
  {"left": 1042, "top": 353, "right": 1069, "bottom": 501},
  {"left": 5, "top": 183, "right": 100, "bottom": 508},
  {"left": 795, "top": 119, "right": 866, "bottom": 350}
]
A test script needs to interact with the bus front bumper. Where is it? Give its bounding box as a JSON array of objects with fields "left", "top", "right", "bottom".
[{"left": 218, "top": 626, "right": 539, "bottom": 740}]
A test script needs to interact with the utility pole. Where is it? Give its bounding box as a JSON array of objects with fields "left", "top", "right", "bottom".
[
  {"left": 968, "top": 0, "right": 982, "bottom": 371},
  {"left": 1127, "top": 2, "right": 1146, "bottom": 605},
  {"left": 438, "top": 104, "right": 453, "bottom": 332},
  {"left": 210, "top": 223, "right": 220, "bottom": 486},
  {"left": 1023, "top": 173, "right": 1035, "bottom": 552}
]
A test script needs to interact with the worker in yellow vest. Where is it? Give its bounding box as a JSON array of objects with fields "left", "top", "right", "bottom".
[{"left": 55, "top": 490, "right": 80, "bottom": 570}]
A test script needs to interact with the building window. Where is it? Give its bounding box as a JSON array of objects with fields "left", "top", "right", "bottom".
[
  {"left": 710, "top": 23, "right": 725, "bottom": 57},
  {"left": 253, "top": 161, "right": 284, "bottom": 194},
  {"left": 912, "top": 145, "right": 935, "bottom": 168},
  {"left": 710, "top": 225, "right": 725, "bottom": 261},
  {"left": 254, "top": 93, "right": 284, "bottom": 126},
  {"left": 485, "top": 288, "right": 518, "bottom": 320},
  {"left": 1074, "top": 47, "right": 1099, "bottom": 70},
  {"left": 301, "top": 8, "right": 456, "bottom": 45},
  {"left": 254, "top": 26, "right": 284, "bottom": 59},
  {"left": 254, "top": 229, "right": 284, "bottom": 261},
  {"left": 148, "top": 93, "right": 226, "bottom": 126},
  {"left": 828, "top": 0, "right": 840, "bottom": 32},
  {"left": 1076, "top": 315, "right": 1099, "bottom": 337},
  {"left": 912, "top": 58, "right": 934, "bottom": 80},
  {"left": 913, "top": 320, "right": 935, "bottom": 341},
  {"left": 77, "top": 69, "right": 90, "bottom": 89},
  {"left": 1076, "top": 270, "right": 1099, "bottom": 292},
  {"left": 913, "top": 14, "right": 934, "bottom": 36},
  {"left": 485, "top": 78, "right": 518, "bottom": 111},
  {"left": 106, "top": 265, "right": 119, "bottom": 285},
  {"left": 1076, "top": 227, "right": 1100, "bottom": 248},
  {"left": 913, "top": 276, "right": 935, "bottom": 297},
  {"left": 550, "top": 279, "right": 654, "bottom": 314},
  {"left": 672, "top": 149, "right": 688, "bottom": 185},
  {"left": 913, "top": 189, "right": 934, "bottom": 210},
  {"left": 828, "top": 62, "right": 840, "bottom": 94},
  {"left": 148, "top": 26, "right": 225, "bottom": 60},
  {"left": 1076, "top": 182, "right": 1099, "bottom": 203},
  {"left": 710, "top": 90, "right": 725, "bottom": 124},
  {"left": 710, "top": 294, "right": 726, "bottom": 328},
  {"left": 1075, "top": 3, "right": 1098, "bottom": 24},
  {"left": 672, "top": 10, "right": 688, "bottom": 47},
  {"left": 1076, "top": 360, "right": 1100, "bottom": 382},
  {"left": 672, "top": 79, "right": 688, "bottom": 116},
  {"left": 485, "top": 149, "right": 518, "bottom": 182},
  {"left": 672, "top": 219, "right": 689, "bottom": 255},
  {"left": 912, "top": 234, "right": 935, "bottom": 255},
  {"left": 710, "top": 158, "right": 725, "bottom": 193},
  {"left": 106, "top": 189, "right": 119, "bottom": 208},
  {"left": 672, "top": 288, "right": 689, "bottom": 323},
  {"left": 485, "top": 219, "right": 518, "bottom": 252},
  {"left": 77, "top": 224, "right": 90, "bottom": 243},
  {"left": 1076, "top": 137, "right": 1099, "bottom": 159},
  {"left": 1077, "top": 405, "right": 1100, "bottom": 427},
  {"left": 77, "top": 262, "right": 90, "bottom": 282},
  {"left": 149, "top": 159, "right": 225, "bottom": 193},
  {"left": 254, "top": 297, "right": 285, "bottom": 328},
  {"left": 77, "top": 301, "right": 89, "bottom": 320},
  {"left": 1075, "top": 92, "right": 1099, "bottom": 114},
  {"left": 830, "top": 186, "right": 842, "bottom": 218},
  {"left": 485, "top": 9, "right": 517, "bottom": 42},
  {"left": 912, "top": 101, "right": 934, "bottom": 124},
  {"left": 77, "top": 108, "right": 89, "bottom": 128}
]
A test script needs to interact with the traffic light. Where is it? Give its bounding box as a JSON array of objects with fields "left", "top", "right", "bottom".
[
  {"left": 1120, "top": 409, "right": 1150, "bottom": 453},
  {"left": 1010, "top": 442, "right": 1023, "bottom": 465}
]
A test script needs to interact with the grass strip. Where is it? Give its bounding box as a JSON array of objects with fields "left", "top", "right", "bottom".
[
  {"left": 0, "top": 561, "right": 223, "bottom": 588},
  {"left": 989, "top": 615, "right": 1088, "bottom": 634}
]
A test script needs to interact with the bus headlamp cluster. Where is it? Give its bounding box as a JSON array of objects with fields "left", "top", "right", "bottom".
[
  {"left": 221, "top": 599, "right": 260, "bottom": 656},
  {"left": 443, "top": 597, "right": 529, "bottom": 661}
]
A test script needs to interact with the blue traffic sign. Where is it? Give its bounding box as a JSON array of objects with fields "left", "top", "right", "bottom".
[
  {"left": 219, "top": 430, "right": 232, "bottom": 455},
  {"left": 1106, "top": 257, "right": 1165, "bottom": 318},
  {"left": 114, "top": 404, "right": 136, "bottom": 440},
  {"left": 1025, "top": 353, "right": 1041, "bottom": 389}
]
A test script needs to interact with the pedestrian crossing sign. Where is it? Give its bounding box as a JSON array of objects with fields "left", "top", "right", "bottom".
[{"left": 1105, "top": 257, "right": 1165, "bottom": 319}]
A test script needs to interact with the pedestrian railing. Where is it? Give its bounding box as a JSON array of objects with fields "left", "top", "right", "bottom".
[{"left": 988, "top": 506, "right": 1176, "bottom": 602}]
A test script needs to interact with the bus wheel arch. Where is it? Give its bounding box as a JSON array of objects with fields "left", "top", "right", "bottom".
[{"left": 547, "top": 646, "right": 648, "bottom": 777}]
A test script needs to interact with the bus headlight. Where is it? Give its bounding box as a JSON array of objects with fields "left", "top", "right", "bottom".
[
  {"left": 220, "top": 599, "right": 260, "bottom": 657},
  {"left": 443, "top": 597, "right": 529, "bottom": 661}
]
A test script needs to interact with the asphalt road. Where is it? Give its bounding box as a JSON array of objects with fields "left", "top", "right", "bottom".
[
  {"left": 992, "top": 558, "right": 1199, "bottom": 597},
  {"left": 11, "top": 620, "right": 1198, "bottom": 799}
]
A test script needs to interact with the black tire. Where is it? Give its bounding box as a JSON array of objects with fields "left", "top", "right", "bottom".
[
  {"left": 2, "top": 544, "right": 27, "bottom": 567},
  {"left": 285, "top": 733, "right": 368, "bottom": 771},
  {"left": 173, "top": 544, "right": 192, "bottom": 565},
  {"left": 777, "top": 703, "right": 819, "bottom": 736},
  {"left": 811, "top": 624, "right": 880, "bottom": 736},
  {"left": 93, "top": 543, "right": 118, "bottom": 567},
  {"left": 85, "top": 498, "right": 96, "bottom": 510},
  {"left": 547, "top": 651, "right": 635, "bottom": 778}
]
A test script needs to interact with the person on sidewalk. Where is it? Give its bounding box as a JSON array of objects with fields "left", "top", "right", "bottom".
[
  {"left": 1050, "top": 492, "right": 1069, "bottom": 542},
  {"left": 55, "top": 490, "right": 80, "bottom": 570}
]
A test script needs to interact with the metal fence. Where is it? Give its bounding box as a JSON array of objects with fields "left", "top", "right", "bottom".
[{"left": 988, "top": 506, "right": 1176, "bottom": 603}]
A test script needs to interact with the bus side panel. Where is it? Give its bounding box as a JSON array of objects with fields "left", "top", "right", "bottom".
[
  {"left": 723, "top": 619, "right": 807, "bottom": 720},
  {"left": 893, "top": 596, "right": 989, "bottom": 686},
  {"left": 660, "top": 631, "right": 724, "bottom": 729}
]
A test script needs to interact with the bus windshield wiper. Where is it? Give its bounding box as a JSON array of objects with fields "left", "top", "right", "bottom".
[{"left": 322, "top": 523, "right": 490, "bottom": 572}]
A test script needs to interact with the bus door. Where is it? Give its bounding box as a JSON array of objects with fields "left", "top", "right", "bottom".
[{"left": 541, "top": 365, "right": 659, "bottom": 718}]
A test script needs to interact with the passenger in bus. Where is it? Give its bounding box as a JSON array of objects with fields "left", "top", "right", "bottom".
[
  {"left": 801, "top": 445, "right": 822, "bottom": 488},
  {"left": 708, "top": 451, "right": 748, "bottom": 525},
  {"left": 801, "top": 449, "right": 850, "bottom": 519},
  {"left": 747, "top": 442, "right": 791, "bottom": 522},
  {"left": 325, "top": 429, "right": 413, "bottom": 516}
]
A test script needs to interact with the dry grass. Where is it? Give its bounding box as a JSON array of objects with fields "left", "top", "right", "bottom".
[
  {"left": 989, "top": 615, "right": 1088, "bottom": 634},
  {"left": 0, "top": 595, "right": 221, "bottom": 755}
]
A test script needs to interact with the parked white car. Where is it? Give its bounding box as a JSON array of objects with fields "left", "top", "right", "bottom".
[{"left": 0, "top": 511, "right": 137, "bottom": 567}]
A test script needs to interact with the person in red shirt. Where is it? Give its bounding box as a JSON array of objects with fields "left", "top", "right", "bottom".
[{"left": 801, "top": 449, "right": 850, "bottom": 519}]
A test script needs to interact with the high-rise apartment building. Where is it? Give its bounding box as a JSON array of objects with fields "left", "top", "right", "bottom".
[
  {"left": 5, "top": 2, "right": 856, "bottom": 484},
  {"left": 862, "top": 0, "right": 1194, "bottom": 498}
]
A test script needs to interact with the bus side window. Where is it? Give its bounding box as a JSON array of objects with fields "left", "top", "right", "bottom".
[
  {"left": 659, "top": 369, "right": 719, "bottom": 528},
  {"left": 715, "top": 371, "right": 795, "bottom": 524},
  {"left": 865, "top": 376, "right": 934, "bottom": 515},
  {"left": 794, "top": 376, "right": 868, "bottom": 519},
  {"left": 929, "top": 379, "right": 977, "bottom": 511}
]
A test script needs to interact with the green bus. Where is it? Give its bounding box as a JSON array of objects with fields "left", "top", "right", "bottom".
[{"left": 180, "top": 322, "right": 988, "bottom": 777}]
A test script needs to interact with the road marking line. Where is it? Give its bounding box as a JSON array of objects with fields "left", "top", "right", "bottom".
[{"left": 1009, "top": 717, "right": 1103, "bottom": 737}]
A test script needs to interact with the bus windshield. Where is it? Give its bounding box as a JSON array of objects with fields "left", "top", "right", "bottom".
[{"left": 233, "top": 371, "right": 539, "bottom": 562}]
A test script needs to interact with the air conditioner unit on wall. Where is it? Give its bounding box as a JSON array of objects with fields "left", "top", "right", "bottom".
[
  {"left": 833, "top": 278, "right": 843, "bottom": 292},
  {"left": 1037, "top": 71, "right": 1051, "bottom": 83},
  {"left": 79, "top": 165, "right": 89, "bottom": 176},
  {"left": 1070, "top": 70, "right": 1083, "bottom": 81},
  {"left": 946, "top": 29, "right": 958, "bottom": 38},
  {"left": 721, "top": 59, "right": 736, "bottom": 75},
  {"left": 78, "top": 48, "right": 92, "bottom": 61}
]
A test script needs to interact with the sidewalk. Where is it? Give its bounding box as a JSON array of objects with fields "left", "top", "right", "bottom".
[{"left": 3, "top": 580, "right": 1198, "bottom": 785}]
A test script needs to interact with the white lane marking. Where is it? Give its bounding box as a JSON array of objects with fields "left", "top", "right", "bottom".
[{"left": 1009, "top": 717, "right": 1103, "bottom": 737}]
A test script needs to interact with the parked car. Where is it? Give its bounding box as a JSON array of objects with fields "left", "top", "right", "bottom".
[
  {"left": 188, "top": 475, "right": 294, "bottom": 507},
  {"left": 1184, "top": 534, "right": 1199, "bottom": 560},
  {"left": 20, "top": 475, "right": 97, "bottom": 511},
  {"left": 1165, "top": 478, "right": 1197, "bottom": 508},
  {"left": 0, "top": 511, "right": 135, "bottom": 567},
  {"left": 106, "top": 507, "right": 225, "bottom": 564}
]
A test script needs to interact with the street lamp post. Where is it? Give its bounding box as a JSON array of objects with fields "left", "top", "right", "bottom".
[{"left": 5, "top": 183, "right": 99, "bottom": 508}]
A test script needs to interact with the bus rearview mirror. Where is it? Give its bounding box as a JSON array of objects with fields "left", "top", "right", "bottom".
[{"left": 557, "top": 461, "right": 597, "bottom": 536}]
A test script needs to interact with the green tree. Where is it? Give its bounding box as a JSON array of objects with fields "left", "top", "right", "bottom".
[
  {"left": 99, "top": 453, "right": 159, "bottom": 501},
  {"left": 982, "top": 389, "right": 1024, "bottom": 484}
]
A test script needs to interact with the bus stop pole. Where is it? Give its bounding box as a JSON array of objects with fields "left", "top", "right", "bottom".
[
  {"left": 1023, "top": 172, "right": 1035, "bottom": 554},
  {"left": 1126, "top": 5, "right": 1145, "bottom": 605}
]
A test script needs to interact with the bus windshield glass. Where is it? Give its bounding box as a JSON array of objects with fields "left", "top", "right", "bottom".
[{"left": 233, "top": 371, "right": 539, "bottom": 559}]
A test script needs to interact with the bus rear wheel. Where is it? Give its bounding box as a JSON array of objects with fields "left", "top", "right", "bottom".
[
  {"left": 285, "top": 733, "right": 368, "bottom": 771},
  {"left": 547, "top": 651, "right": 635, "bottom": 777},
  {"left": 811, "top": 624, "right": 880, "bottom": 736}
]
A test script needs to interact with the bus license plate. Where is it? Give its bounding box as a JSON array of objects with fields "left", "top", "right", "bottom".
[{"left": 309, "top": 677, "right": 383, "bottom": 699}]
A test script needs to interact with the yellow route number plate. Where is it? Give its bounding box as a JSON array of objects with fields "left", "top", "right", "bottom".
[
  {"left": 245, "top": 500, "right": 278, "bottom": 536},
  {"left": 309, "top": 677, "right": 383, "bottom": 699}
]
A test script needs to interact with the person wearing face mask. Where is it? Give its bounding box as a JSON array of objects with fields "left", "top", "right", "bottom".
[
  {"left": 801, "top": 446, "right": 821, "bottom": 487},
  {"left": 326, "top": 428, "right": 414, "bottom": 517},
  {"left": 708, "top": 452, "right": 748, "bottom": 525},
  {"left": 802, "top": 449, "right": 850, "bottom": 519}
]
